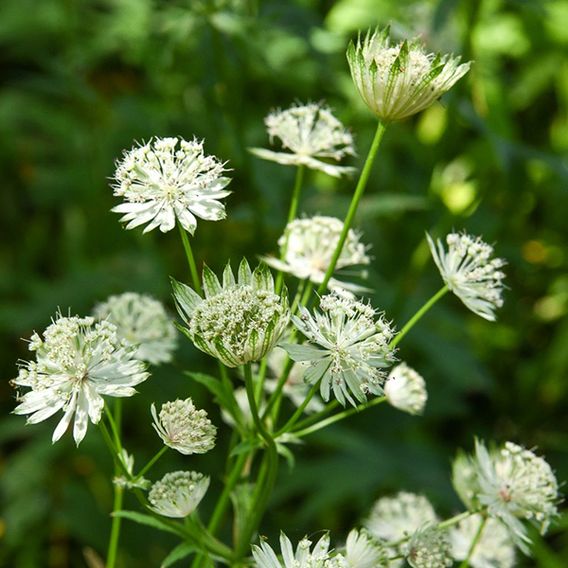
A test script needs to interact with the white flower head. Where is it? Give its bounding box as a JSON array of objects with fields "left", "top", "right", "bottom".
[
  {"left": 342, "top": 529, "right": 388, "bottom": 568},
  {"left": 365, "top": 492, "right": 439, "bottom": 544},
  {"left": 250, "top": 102, "right": 355, "bottom": 178},
  {"left": 148, "top": 470, "right": 209, "bottom": 518},
  {"left": 12, "top": 313, "right": 149, "bottom": 446},
  {"left": 427, "top": 232, "right": 506, "bottom": 321},
  {"left": 450, "top": 514, "right": 516, "bottom": 568},
  {"left": 252, "top": 532, "right": 334, "bottom": 568},
  {"left": 111, "top": 136, "right": 231, "bottom": 234},
  {"left": 93, "top": 292, "right": 177, "bottom": 365},
  {"left": 284, "top": 293, "right": 396, "bottom": 406},
  {"left": 263, "top": 216, "right": 371, "bottom": 294},
  {"left": 405, "top": 525, "right": 453, "bottom": 568},
  {"left": 173, "top": 259, "right": 290, "bottom": 368},
  {"left": 151, "top": 398, "right": 216, "bottom": 455},
  {"left": 455, "top": 439, "right": 559, "bottom": 552},
  {"left": 384, "top": 362, "right": 427, "bottom": 415},
  {"left": 347, "top": 27, "right": 471, "bottom": 121}
]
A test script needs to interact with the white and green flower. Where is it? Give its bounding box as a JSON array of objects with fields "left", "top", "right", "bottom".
[{"left": 148, "top": 471, "right": 209, "bottom": 518}]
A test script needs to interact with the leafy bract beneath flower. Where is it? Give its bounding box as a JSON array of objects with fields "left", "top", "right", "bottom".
[
  {"left": 250, "top": 102, "right": 355, "bottom": 178},
  {"left": 347, "top": 27, "right": 471, "bottom": 121},
  {"left": 284, "top": 293, "right": 396, "bottom": 406},
  {"left": 111, "top": 137, "right": 231, "bottom": 234},
  {"left": 12, "top": 313, "right": 149, "bottom": 445},
  {"left": 172, "top": 259, "right": 290, "bottom": 367}
]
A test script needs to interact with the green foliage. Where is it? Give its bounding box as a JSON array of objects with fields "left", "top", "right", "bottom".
[{"left": 1, "top": 0, "right": 567, "bottom": 565}]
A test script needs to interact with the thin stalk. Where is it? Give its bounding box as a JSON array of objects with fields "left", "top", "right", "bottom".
[
  {"left": 289, "top": 279, "right": 306, "bottom": 314},
  {"left": 389, "top": 286, "right": 448, "bottom": 349},
  {"left": 292, "top": 397, "right": 386, "bottom": 438},
  {"left": 275, "top": 165, "right": 306, "bottom": 294},
  {"left": 178, "top": 223, "right": 202, "bottom": 295},
  {"left": 262, "top": 358, "right": 294, "bottom": 420},
  {"left": 317, "top": 121, "right": 387, "bottom": 295},
  {"left": 437, "top": 511, "right": 475, "bottom": 530},
  {"left": 135, "top": 446, "right": 168, "bottom": 480},
  {"left": 275, "top": 380, "right": 322, "bottom": 436},
  {"left": 459, "top": 516, "right": 487, "bottom": 568}
]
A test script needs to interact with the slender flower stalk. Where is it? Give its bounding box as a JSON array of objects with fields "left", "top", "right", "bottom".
[
  {"left": 179, "top": 223, "right": 203, "bottom": 296},
  {"left": 317, "top": 120, "right": 386, "bottom": 295}
]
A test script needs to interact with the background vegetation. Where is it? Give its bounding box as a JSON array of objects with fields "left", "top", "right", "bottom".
[{"left": 1, "top": 0, "right": 567, "bottom": 566}]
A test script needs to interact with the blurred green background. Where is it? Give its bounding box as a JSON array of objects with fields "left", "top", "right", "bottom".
[{"left": 1, "top": 0, "right": 567, "bottom": 566}]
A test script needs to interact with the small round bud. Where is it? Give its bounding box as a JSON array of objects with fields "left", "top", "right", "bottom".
[{"left": 384, "top": 362, "right": 427, "bottom": 415}]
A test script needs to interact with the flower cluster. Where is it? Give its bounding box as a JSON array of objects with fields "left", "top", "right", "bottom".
[
  {"left": 427, "top": 232, "right": 506, "bottom": 321},
  {"left": 151, "top": 398, "right": 216, "bottom": 455},
  {"left": 173, "top": 260, "right": 290, "bottom": 367},
  {"left": 452, "top": 440, "right": 559, "bottom": 551},
  {"left": 405, "top": 525, "right": 452, "bottom": 568},
  {"left": 250, "top": 102, "right": 355, "bottom": 177},
  {"left": 384, "top": 362, "right": 427, "bottom": 415},
  {"left": 347, "top": 27, "right": 471, "bottom": 121},
  {"left": 148, "top": 470, "right": 209, "bottom": 518},
  {"left": 111, "top": 137, "right": 231, "bottom": 234},
  {"left": 285, "top": 293, "right": 396, "bottom": 406},
  {"left": 12, "top": 313, "right": 149, "bottom": 445},
  {"left": 93, "top": 292, "right": 177, "bottom": 365},
  {"left": 263, "top": 216, "right": 370, "bottom": 294}
]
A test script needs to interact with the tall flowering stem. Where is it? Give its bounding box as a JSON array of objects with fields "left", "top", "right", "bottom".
[
  {"left": 458, "top": 516, "right": 487, "bottom": 568},
  {"left": 389, "top": 286, "right": 448, "bottom": 349},
  {"left": 317, "top": 120, "right": 387, "bottom": 295},
  {"left": 178, "top": 223, "right": 203, "bottom": 296}
]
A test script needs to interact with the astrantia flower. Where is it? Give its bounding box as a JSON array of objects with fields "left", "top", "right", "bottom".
[
  {"left": 111, "top": 137, "right": 231, "bottom": 234},
  {"left": 384, "top": 362, "right": 427, "bottom": 415},
  {"left": 263, "top": 216, "right": 371, "bottom": 294},
  {"left": 455, "top": 439, "right": 559, "bottom": 551},
  {"left": 405, "top": 526, "right": 452, "bottom": 568},
  {"left": 284, "top": 293, "right": 396, "bottom": 406},
  {"left": 252, "top": 532, "right": 334, "bottom": 568},
  {"left": 12, "top": 313, "right": 149, "bottom": 445},
  {"left": 148, "top": 470, "right": 209, "bottom": 518},
  {"left": 93, "top": 292, "right": 177, "bottom": 365},
  {"left": 450, "top": 514, "right": 516, "bottom": 568},
  {"left": 173, "top": 259, "right": 289, "bottom": 367},
  {"left": 250, "top": 103, "right": 355, "bottom": 177},
  {"left": 151, "top": 398, "right": 216, "bottom": 455},
  {"left": 347, "top": 27, "right": 470, "bottom": 121},
  {"left": 427, "top": 232, "right": 506, "bottom": 321},
  {"left": 342, "top": 529, "right": 388, "bottom": 568},
  {"left": 365, "top": 492, "right": 439, "bottom": 544}
]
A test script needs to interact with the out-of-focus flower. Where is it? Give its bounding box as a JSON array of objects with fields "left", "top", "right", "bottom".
[
  {"left": 148, "top": 471, "right": 209, "bottom": 518},
  {"left": 12, "top": 313, "right": 149, "bottom": 445},
  {"left": 365, "top": 492, "right": 439, "bottom": 543},
  {"left": 450, "top": 514, "right": 516, "bottom": 568},
  {"left": 173, "top": 259, "right": 289, "bottom": 368},
  {"left": 250, "top": 103, "right": 355, "bottom": 177},
  {"left": 342, "top": 529, "right": 388, "bottom": 568},
  {"left": 384, "top": 362, "right": 427, "bottom": 415},
  {"left": 453, "top": 439, "right": 559, "bottom": 551},
  {"left": 111, "top": 137, "right": 230, "bottom": 234},
  {"left": 427, "top": 232, "right": 506, "bottom": 321},
  {"left": 284, "top": 293, "right": 396, "bottom": 406},
  {"left": 263, "top": 216, "right": 370, "bottom": 294},
  {"left": 151, "top": 398, "right": 216, "bottom": 455},
  {"left": 93, "top": 292, "right": 177, "bottom": 365},
  {"left": 405, "top": 526, "right": 452, "bottom": 568},
  {"left": 252, "top": 532, "right": 333, "bottom": 568},
  {"left": 347, "top": 27, "right": 470, "bottom": 121}
]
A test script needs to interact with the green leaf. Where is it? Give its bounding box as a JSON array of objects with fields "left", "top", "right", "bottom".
[
  {"left": 161, "top": 543, "right": 198, "bottom": 568},
  {"left": 113, "top": 511, "right": 185, "bottom": 537},
  {"left": 229, "top": 438, "right": 260, "bottom": 457},
  {"left": 184, "top": 372, "right": 233, "bottom": 409}
]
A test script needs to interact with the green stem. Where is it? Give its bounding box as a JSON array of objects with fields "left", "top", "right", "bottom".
[
  {"left": 178, "top": 222, "right": 202, "bottom": 296},
  {"left": 292, "top": 397, "right": 386, "bottom": 438},
  {"left": 437, "top": 510, "right": 475, "bottom": 530},
  {"left": 389, "top": 286, "right": 448, "bottom": 349},
  {"left": 289, "top": 279, "right": 306, "bottom": 314},
  {"left": 275, "top": 165, "right": 306, "bottom": 294},
  {"left": 275, "top": 380, "right": 322, "bottom": 436},
  {"left": 317, "top": 120, "right": 387, "bottom": 295},
  {"left": 262, "top": 358, "right": 294, "bottom": 420},
  {"left": 135, "top": 446, "right": 168, "bottom": 480},
  {"left": 459, "top": 516, "right": 487, "bottom": 568}
]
